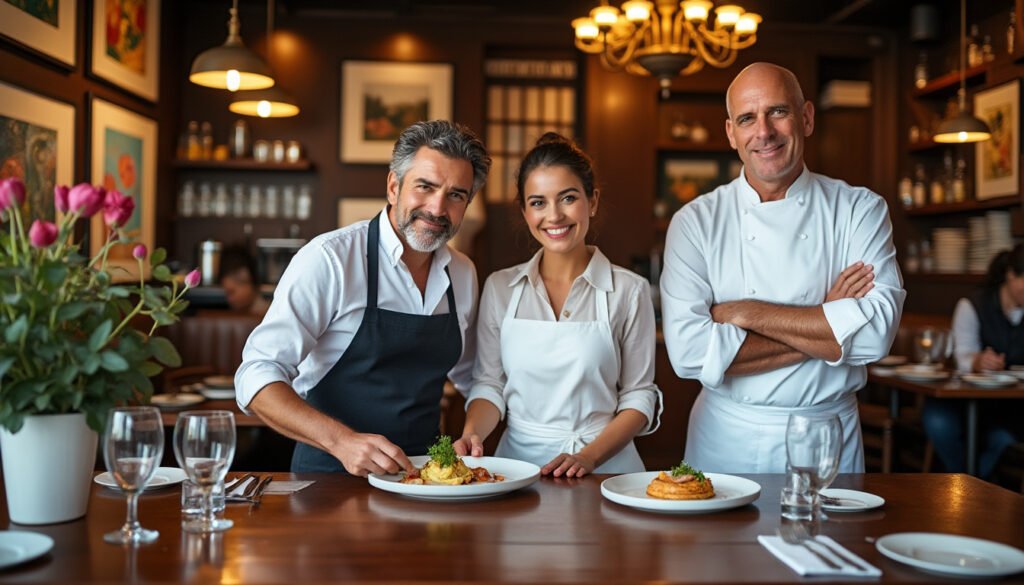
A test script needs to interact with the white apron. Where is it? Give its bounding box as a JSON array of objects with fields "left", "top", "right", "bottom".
[
  {"left": 495, "top": 280, "right": 645, "bottom": 473},
  {"left": 684, "top": 390, "right": 864, "bottom": 474}
]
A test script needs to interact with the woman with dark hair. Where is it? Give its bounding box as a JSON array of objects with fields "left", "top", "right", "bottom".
[
  {"left": 453, "top": 133, "right": 661, "bottom": 477},
  {"left": 218, "top": 246, "right": 269, "bottom": 316},
  {"left": 923, "top": 244, "right": 1024, "bottom": 478}
]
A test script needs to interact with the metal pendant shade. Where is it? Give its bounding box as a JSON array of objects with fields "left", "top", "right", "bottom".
[
  {"left": 189, "top": 2, "right": 275, "bottom": 91},
  {"left": 229, "top": 87, "right": 300, "bottom": 118},
  {"left": 932, "top": 0, "right": 991, "bottom": 144}
]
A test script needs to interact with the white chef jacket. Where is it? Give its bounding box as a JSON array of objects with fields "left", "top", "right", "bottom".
[
  {"left": 467, "top": 247, "right": 662, "bottom": 435},
  {"left": 235, "top": 208, "right": 478, "bottom": 412},
  {"left": 951, "top": 297, "right": 1024, "bottom": 373},
  {"left": 660, "top": 167, "right": 905, "bottom": 470}
]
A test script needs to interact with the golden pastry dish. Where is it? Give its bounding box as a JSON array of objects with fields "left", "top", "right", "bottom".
[{"left": 646, "top": 464, "right": 715, "bottom": 500}]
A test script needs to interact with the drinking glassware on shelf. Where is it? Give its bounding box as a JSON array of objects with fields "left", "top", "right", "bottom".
[
  {"left": 102, "top": 406, "right": 164, "bottom": 545},
  {"left": 173, "top": 411, "right": 236, "bottom": 533},
  {"left": 783, "top": 413, "right": 842, "bottom": 522},
  {"left": 914, "top": 327, "right": 950, "bottom": 365}
]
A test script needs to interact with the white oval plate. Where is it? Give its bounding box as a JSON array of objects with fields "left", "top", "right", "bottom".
[
  {"left": 368, "top": 456, "right": 540, "bottom": 501},
  {"left": 151, "top": 394, "right": 205, "bottom": 409},
  {"left": 876, "top": 533, "right": 1024, "bottom": 578},
  {"left": 876, "top": 355, "right": 908, "bottom": 367},
  {"left": 198, "top": 387, "right": 236, "bottom": 400},
  {"left": 94, "top": 467, "right": 188, "bottom": 491},
  {"left": 0, "top": 531, "right": 54, "bottom": 570},
  {"left": 600, "top": 472, "right": 760, "bottom": 514},
  {"left": 961, "top": 373, "right": 1018, "bottom": 388},
  {"left": 820, "top": 488, "right": 885, "bottom": 512},
  {"left": 202, "top": 375, "right": 235, "bottom": 389},
  {"left": 893, "top": 367, "right": 950, "bottom": 382}
]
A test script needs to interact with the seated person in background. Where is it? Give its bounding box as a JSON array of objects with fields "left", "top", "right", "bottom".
[
  {"left": 219, "top": 246, "right": 270, "bottom": 316},
  {"left": 924, "top": 244, "right": 1024, "bottom": 478}
]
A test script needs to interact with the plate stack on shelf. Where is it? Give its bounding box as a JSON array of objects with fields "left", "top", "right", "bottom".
[
  {"left": 967, "top": 216, "right": 989, "bottom": 273},
  {"left": 932, "top": 228, "right": 967, "bottom": 273},
  {"left": 986, "top": 211, "right": 1014, "bottom": 262}
]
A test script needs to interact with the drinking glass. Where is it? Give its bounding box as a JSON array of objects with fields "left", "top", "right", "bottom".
[
  {"left": 102, "top": 406, "right": 165, "bottom": 544},
  {"left": 783, "top": 413, "right": 842, "bottom": 521},
  {"left": 173, "top": 411, "right": 236, "bottom": 533}
]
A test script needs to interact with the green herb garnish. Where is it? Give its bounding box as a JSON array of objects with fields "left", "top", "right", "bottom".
[
  {"left": 428, "top": 435, "right": 458, "bottom": 468},
  {"left": 670, "top": 461, "right": 706, "bottom": 482}
]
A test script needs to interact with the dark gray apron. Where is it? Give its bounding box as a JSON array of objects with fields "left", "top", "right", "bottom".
[{"left": 291, "top": 213, "right": 463, "bottom": 472}]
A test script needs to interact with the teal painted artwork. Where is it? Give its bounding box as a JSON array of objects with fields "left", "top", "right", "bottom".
[
  {"left": 3, "top": 0, "right": 58, "bottom": 27},
  {"left": 103, "top": 127, "right": 142, "bottom": 234}
]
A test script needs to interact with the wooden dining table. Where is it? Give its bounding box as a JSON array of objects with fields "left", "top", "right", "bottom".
[
  {"left": 1, "top": 472, "right": 1021, "bottom": 584},
  {"left": 868, "top": 370, "right": 1024, "bottom": 475}
]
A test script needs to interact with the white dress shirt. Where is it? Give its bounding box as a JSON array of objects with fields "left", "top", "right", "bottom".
[
  {"left": 235, "top": 209, "right": 479, "bottom": 411},
  {"left": 468, "top": 247, "right": 661, "bottom": 433},
  {"left": 951, "top": 297, "right": 1024, "bottom": 373},
  {"left": 661, "top": 167, "right": 906, "bottom": 408}
]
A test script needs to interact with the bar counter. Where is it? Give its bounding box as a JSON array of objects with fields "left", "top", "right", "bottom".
[{"left": 1, "top": 472, "right": 1022, "bottom": 584}]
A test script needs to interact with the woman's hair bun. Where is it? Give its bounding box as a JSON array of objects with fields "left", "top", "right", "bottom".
[{"left": 535, "top": 132, "right": 571, "bottom": 147}]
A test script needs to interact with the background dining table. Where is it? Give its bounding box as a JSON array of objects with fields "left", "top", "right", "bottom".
[{"left": 1, "top": 472, "right": 1021, "bottom": 584}]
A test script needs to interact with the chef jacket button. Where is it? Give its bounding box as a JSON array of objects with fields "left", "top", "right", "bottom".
[
  {"left": 748, "top": 288, "right": 756, "bottom": 295},
  {"left": 562, "top": 310, "right": 571, "bottom": 318},
  {"left": 799, "top": 233, "right": 807, "bottom": 240},
  {"left": 743, "top": 396, "right": 752, "bottom": 403},
  {"left": 747, "top": 234, "right": 755, "bottom": 241},
  {"left": 798, "top": 198, "right": 805, "bottom": 204}
]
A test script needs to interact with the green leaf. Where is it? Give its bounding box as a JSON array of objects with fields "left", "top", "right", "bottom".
[
  {"left": 150, "top": 247, "right": 167, "bottom": 267},
  {"left": 4, "top": 315, "right": 27, "bottom": 344},
  {"left": 148, "top": 336, "right": 182, "bottom": 367},
  {"left": 138, "top": 361, "right": 163, "bottom": 377},
  {"left": 88, "top": 320, "right": 113, "bottom": 352},
  {"left": 152, "top": 265, "right": 172, "bottom": 282},
  {"left": 42, "top": 263, "right": 67, "bottom": 287},
  {"left": 99, "top": 350, "right": 129, "bottom": 372},
  {"left": 106, "top": 286, "right": 131, "bottom": 298},
  {"left": 82, "top": 353, "right": 101, "bottom": 375},
  {"left": 33, "top": 393, "right": 50, "bottom": 411},
  {"left": 0, "top": 356, "right": 15, "bottom": 380},
  {"left": 56, "top": 301, "right": 90, "bottom": 321},
  {"left": 152, "top": 311, "right": 175, "bottom": 326}
]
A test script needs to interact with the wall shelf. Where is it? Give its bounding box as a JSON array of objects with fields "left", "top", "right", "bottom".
[
  {"left": 912, "top": 63, "right": 989, "bottom": 99},
  {"left": 173, "top": 159, "right": 314, "bottom": 172},
  {"left": 903, "top": 196, "right": 1020, "bottom": 216},
  {"left": 656, "top": 140, "right": 733, "bottom": 153}
]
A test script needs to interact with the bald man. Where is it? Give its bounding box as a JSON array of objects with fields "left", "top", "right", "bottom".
[{"left": 659, "top": 63, "right": 906, "bottom": 473}]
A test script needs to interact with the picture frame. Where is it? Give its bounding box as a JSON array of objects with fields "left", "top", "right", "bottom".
[
  {"left": 974, "top": 79, "right": 1020, "bottom": 201},
  {"left": 89, "top": 97, "right": 157, "bottom": 281},
  {"left": 655, "top": 152, "right": 738, "bottom": 219},
  {"left": 339, "top": 61, "right": 453, "bottom": 164},
  {"left": 0, "top": 81, "right": 75, "bottom": 222},
  {"left": 91, "top": 0, "right": 161, "bottom": 101},
  {"left": 337, "top": 197, "right": 384, "bottom": 228},
  {"left": 0, "top": 0, "right": 76, "bottom": 67}
]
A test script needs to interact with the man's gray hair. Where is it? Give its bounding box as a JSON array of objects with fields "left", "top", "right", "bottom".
[{"left": 389, "top": 120, "right": 491, "bottom": 197}]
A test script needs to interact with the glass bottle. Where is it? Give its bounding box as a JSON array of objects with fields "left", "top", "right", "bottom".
[
  {"left": 247, "top": 185, "right": 262, "bottom": 218},
  {"left": 178, "top": 181, "right": 196, "bottom": 217},
  {"left": 912, "top": 163, "right": 927, "bottom": 207},
  {"left": 1009, "top": 9, "right": 1017, "bottom": 55},
  {"left": 982, "top": 35, "right": 994, "bottom": 62},
  {"left": 920, "top": 240, "right": 934, "bottom": 273},
  {"left": 282, "top": 185, "right": 296, "bottom": 219},
  {"left": 186, "top": 121, "right": 202, "bottom": 160},
  {"left": 953, "top": 155, "right": 968, "bottom": 202},
  {"left": 213, "top": 183, "right": 229, "bottom": 217},
  {"left": 197, "top": 182, "right": 213, "bottom": 217},
  {"left": 942, "top": 150, "right": 955, "bottom": 204},
  {"left": 296, "top": 185, "right": 312, "bottom": 220},
  {"left": 967, "top": 24, "right": 982, "bottom": 67},
  {"left": 905, "top": 241, "right": 920, "bottom": 273},
  {"left": 914, "top": 52, "right": 929, "bottom": 89},
  {"left": 200, "top": 122, "right": 214, "bottom": 160},
  {"left": 898, "top": 174, "right": 914, "bottom": 208},
  {"left": 264, "top": 185, "right": 279, "bottom": 218},
  {"left": 231, "top": 183, "right": 246, "bottom": 217}
]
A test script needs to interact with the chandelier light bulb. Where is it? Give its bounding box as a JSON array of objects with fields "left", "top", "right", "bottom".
[
  {"left": 714, "top": 5, "right": 744, "bottom": 29},
  {"left": 681, "top": 0, "right": 712, "bottom": 22},
  {"left": 573, "top": 17, "right": 600, "bottom": 40},
  {"left": 622, "top": 0, "right": 652, "bottom": 22},
  {"left": 735, "top": 13, "right": 761, "bottom": 35},
  {"left": 590, "top": 5, "right": 620, "bottom": 29}
]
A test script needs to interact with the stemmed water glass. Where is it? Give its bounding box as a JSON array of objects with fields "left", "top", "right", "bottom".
[
  {"left": 102, "top": 406, "right": 165, "bottom": 544},
  {"left": 173, "top": 411, "right": 236, "bottom": 533},
  {"left": 784, "top": 413, "right": 842, "bottom": 520}
]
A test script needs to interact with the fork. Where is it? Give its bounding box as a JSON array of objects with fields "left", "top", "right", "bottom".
[
  {"left": 799, "top": 539, "right": 846, "bottom": 571},
  {"left": 251, "top": 476, "right": 273, "bottom": 506}
]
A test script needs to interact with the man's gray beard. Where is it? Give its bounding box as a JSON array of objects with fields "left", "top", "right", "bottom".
[{"left": 397, "top": 210, "right": 456, "bottom": 253}]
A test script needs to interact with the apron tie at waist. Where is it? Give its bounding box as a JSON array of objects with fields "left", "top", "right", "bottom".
[
  {"left": 702, "top": 390, "right": 859, "bottom": 426},
  {"left": 506, "top": 413, "right": 609, "bottom": 455}
]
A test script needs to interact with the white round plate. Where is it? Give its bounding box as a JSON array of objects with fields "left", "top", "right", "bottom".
[
  {"left": 202, "top": 375, "right": 235, "bottom": 389},
  {"left": 600, "top": 472, "right": 760, "bottom": 514},
  {"left": 820, "top": 488, "right": 885, "bottom": 512},
  {"left": 368, "top": 456, "right": 540, "bottom": 501},
  {"left": 198, "top": 387, "right": 236, "bottom": 400},
  {"left": 150, "top": 393, "right": 205, "bottom": 409},
  {"left": 961, "top": 373, "right": 1018, "bottom": 388},
  {"left": 893, "top": 366, "right": 950, "bottom": 382},
  {"left": 0, "top": 531, "right": 53, "bottom": 570},
  {"left": 876, "top": 355, "right": 908, "bottom": 367},
  {"left": 94, "top": 467, "right": 188, "bottom": 491},
  {"left": 876, "top": 533, "right": 1024, "bottom": 578}
]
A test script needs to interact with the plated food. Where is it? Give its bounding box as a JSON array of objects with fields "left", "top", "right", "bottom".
[
  {"left": 961, "top": 373, "right": 1018, "bottom": 388},
  {"left": 601, "top": 472, "right": 760, "bottom": 514},
  {"left": 368, "top": 455, "right": 538, "bottom": 501},
  {"left": 400, "top": 436, "right": 504, "bottom": 486},
  {"left": 646, "top": 461, "right": 714, "bottom": 500}
]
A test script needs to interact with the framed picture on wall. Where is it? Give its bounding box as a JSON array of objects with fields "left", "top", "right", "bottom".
[
  {"left": 91, "top": 0, "right": 161, "bottom": 101},
  {"left": 337, "top": 197, "right": 384, "bottom": 228},
  {"left": 0, "top": 0, "right": 76, "bottom": 66},
  {"left": 974, "top": 79, "right": 1019, "bottom": 201},
  {"left": 339, "top": 61, "right": 453, "bottom": 164},
  {"left": 89, "top": 97, "right": 157, "bottom": 281},
  {"left": 0, "top": 82, "right": 75, "bottom": 222},
  {"left": 655, "top": 152, "right": 738, "bottom": 219}
]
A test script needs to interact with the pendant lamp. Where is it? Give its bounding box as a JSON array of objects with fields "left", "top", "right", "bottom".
[
  {"left": 933, "top": 0, "right": 991, "bottom": 143},
  {"left": 229, "top": 0, "right": 299, "bottom": 117},
  {"left": 190, "top": 0, "right": 275, "bottom": 92}
]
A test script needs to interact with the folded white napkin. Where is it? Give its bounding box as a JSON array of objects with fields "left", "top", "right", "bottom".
[
  {"left": 226, "top": 477, "right": 313, "bottom": 498},
  {"left": 758, "top": 535, "right": 882, "bottom": 578}
]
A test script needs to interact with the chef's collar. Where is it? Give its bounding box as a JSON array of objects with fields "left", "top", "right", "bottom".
[
  {"left": 737, "top": 164, "right": 812, "bottom": 205},
  {"left": 377, "top": 205, "right": 452, "bottom": 269},
  {"left": 508, "top": 246, "right": 613, "bottom": 293}
]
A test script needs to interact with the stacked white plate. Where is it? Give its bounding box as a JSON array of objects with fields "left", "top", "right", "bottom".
[
  {"left": 932, "top": 228, "right": 967, "bottom": 273},
  {"left": 985, "top": 211, "right": 1015, "bottom": 268},
  {"left": 967, "top": 216, "right": 989, "bottom": 273}
]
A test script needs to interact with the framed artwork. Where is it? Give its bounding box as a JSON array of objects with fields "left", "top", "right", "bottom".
[
  {"left": 0, "top": 81, "right": 75, "bottom": 223},
  {"left": 0, "top": 0, "right": 76, "bottom": 66},
  {"left": 89, "top": 97, "right": 157, "bottom": 281},
  {"left": 91, "top": 0, "right": 161, "bottom": 101},
  {"left": 337, "top": 197, "right": 384, "bottom": 228},
  {"left": 339, "top": 61, "right": 453, "bottom": 164},
  {"left": 974, "top": 79, "right": 1020, "bottom": 201},
  {"left": 655, "top": 152, "right": 738, "bottom": 218}
]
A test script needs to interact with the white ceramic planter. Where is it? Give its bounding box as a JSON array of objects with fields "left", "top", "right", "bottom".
[{"left": 1, "top": 412, "right": 98, "bottom": 524}]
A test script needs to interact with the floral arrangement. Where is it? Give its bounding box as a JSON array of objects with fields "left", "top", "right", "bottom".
[{"left": 0, "top": 177, "right": 199, "bottom": 434}]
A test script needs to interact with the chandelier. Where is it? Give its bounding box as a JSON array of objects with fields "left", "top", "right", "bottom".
[{"left": 572, "top": 0, "right": 762, "bottom": 95}]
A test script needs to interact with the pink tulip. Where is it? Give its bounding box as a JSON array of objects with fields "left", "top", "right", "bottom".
[
  {"left": 54, "top": 185, "right": 69, "bottom": 213},
  {"left": 132, "top": 244, "right": 147, "bottom": 260},
  {"left": 102, "top": 190, "right": 135, "bottom": 227},
  {"left": 184, "top": 269, "right": 201, "bottom": 288},
  {"left": 68, "top": 183, "right": 105, "bottom": 217},
  {"left": 0, "top": 177, "right": 26, "bottom": 211},
  {"left": 28, "top": 220, "right": 58, "bottom": 248}
]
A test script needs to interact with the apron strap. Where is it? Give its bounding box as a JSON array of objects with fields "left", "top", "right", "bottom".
[
  {"left": 596, "top": 287, "right": 609, "bottom": 323},
  {"left": 366, "top": 212, "right": 381, "bottom": 310}
]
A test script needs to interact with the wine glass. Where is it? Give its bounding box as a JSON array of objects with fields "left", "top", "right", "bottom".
[
  {"left": 173, "top": 411, "right": 236, "bottom": 533},
  {"left": 784, "top": 413, "right": 842, "bottom": 520},
  {"left": 102, "top": 406, "right": 165, "bottom": 545}
]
